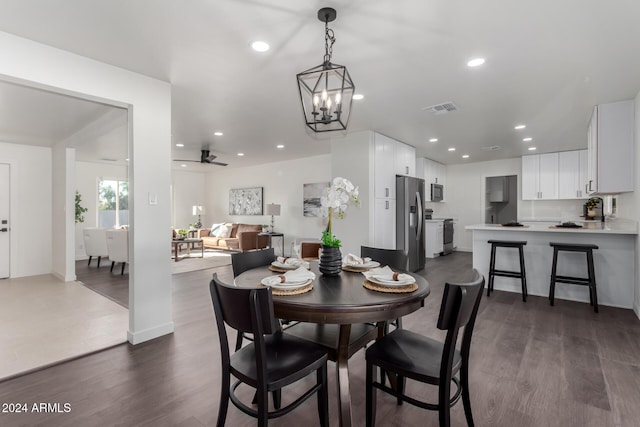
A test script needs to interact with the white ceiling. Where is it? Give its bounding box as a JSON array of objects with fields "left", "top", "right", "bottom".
[{"left": 1, "top": 0, "right": 639, "bottom": 168}]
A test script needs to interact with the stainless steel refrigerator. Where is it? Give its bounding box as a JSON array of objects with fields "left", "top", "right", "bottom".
[{"left": 396, "top": 176, "right": 426, "bottom": 272}]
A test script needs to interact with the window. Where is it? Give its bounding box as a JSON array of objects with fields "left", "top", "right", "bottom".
[{"left": 98, "top": 179, "right": 129, "bottom": 228}]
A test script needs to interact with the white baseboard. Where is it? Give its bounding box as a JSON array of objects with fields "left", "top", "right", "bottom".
[
  {"left": 634, "top": 302, "right": 640, "bottom": 320},
  {"left": 127, "top": 322, "right": 174, "bottom": 345},
  {"left": 52, "top": 270, "right": 77, "bottom": 282}
]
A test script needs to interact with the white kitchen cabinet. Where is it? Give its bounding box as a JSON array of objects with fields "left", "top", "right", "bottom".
[
  {"left": 587, "top": 100, "right": 635, "bottom": 194},
  {"left": 558, "top": 149, "right": 588, "bottom": 199},
  {"left": 374, "top": 133, "right": 396, "bottom": 199},
  {"left": 425, "top": 220, "right": 443, "bottom": 258},
  {"left": 418, "top": 157, "right": 446, "bottom": 201},
  {"left": 394, "top": 142, "right": 416, "bottom": 177},
  {"left": 521, "top": 153, "right": 558, "bottom": 200},
  {"left": 373, "top": 198, "right": 396, "bottom": 249}
]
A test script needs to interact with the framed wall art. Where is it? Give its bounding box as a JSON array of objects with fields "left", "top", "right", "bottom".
[
  {"left": 229, "top": 187, "right": 263, "bottom": 215},
  {"left": 303, "top": 182, "right": 329, "bottom": 217}
]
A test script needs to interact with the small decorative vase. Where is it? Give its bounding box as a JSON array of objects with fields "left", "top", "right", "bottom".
[
  {"left": 319, "top": 245, "right": 342, "bottom": 276},
  {"left": 587, "top": 209, "right": 596, "bottom": 219}
]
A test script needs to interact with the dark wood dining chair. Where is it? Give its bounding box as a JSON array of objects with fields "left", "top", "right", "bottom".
[
  {"left": 365, "top": 269, "right": 485, "bottom": 427},
  {"left": 231, "top": 247, "right": 276, "bottom": 278},
  {"left": 361, "top": 246, "right": 408, "bottom": 330},
  {"left": 209, "top": 274, "right": 329, "bottom": 427},
  {"left": 300, "top": 242, "right": 322, "bottom": 260}
]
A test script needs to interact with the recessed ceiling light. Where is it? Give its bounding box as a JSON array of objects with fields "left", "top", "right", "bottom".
[
  {"left": 514, "top": 124, "right": 526, "bottom": 130},
  {"left": 237, "top": 152, "right": 245, "bottom": 156},
  {"left": 429, "top": 138, "right": 438, "bottom": 143},
  {"left": 214, "top": 131, "right": 223, "bottom": 136},
  {"left": 125, "top": 158, "right": 129, "bottom": 161},
  {"left": 176, "top": 143, "right": 184, "bottom": 147},
  {"left": 251, "top": 41, "right": 270, "bottom": 52},
  {"left": 467, "top": 57, "right": 485, "bottom": 67},
  {"left": 352, "top": 94, "right": 364, "bottom": 100},
  {"left": 522, "top": 137, "right": 533, "bottom": 142},
  {"left": 448, "top": 147, "right": 456, "bottom": 152},
  {"left": 276, "top": 144, "right": 285, "bottom": 149},
  {"left": 528, "top": 147, "right": 537, "bottom": 151},
  {"left": 462, "top": 154, "right": 470, "bottom": 159},
  {"left": 180, "top": 164, "right": 187, "bottom": 167}
]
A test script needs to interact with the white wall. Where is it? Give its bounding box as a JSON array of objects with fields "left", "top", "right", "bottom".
[
  {"left": 51, "top": 146, "right": 76, "bottom": 281},
  {"left": 617, "top": 89, "right": 640, "bottom": 316},
  {"left": 75, "top": 161, "right": 128, "bottom": 259},
  {"left": 172, "top": 170, "right": 206, "bottom": 229},
  {"left": 0, "top": 142, "right": 52, "bottom": 278},
  {"left": 205, "top": 155, "right": 331, "bottom": 255},
  {"left": 0, "top": 31, "right": 173, "bottom": 344}
]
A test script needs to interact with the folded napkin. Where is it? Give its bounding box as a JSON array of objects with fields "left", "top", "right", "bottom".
[
  {"left": 362, "top": 266, "right": 413, "bottom": 283},
  {"left": 343, "top": 253, "right": 372, "bottom": 265},
  {"left": 276, "top": 256, "right": 310, "bottom": 268},
  {"left": 263, "top": 266, "right": 316, "bottom": 286}
]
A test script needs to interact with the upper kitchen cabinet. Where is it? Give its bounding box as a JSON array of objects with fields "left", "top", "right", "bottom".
[
  {"left": 374, "top": 133, "right": 396, "bottom": 199},
  {"left": 417, "top": 157, "right": 446, "bottom": 201},
  {"left": 394, "top": 142, "right": 416, "bottom": 177},
  {"left": 587, "top": 100, "right": 635, "bottom": 195},
  {"left": 522, "top": 152, "right": 558, "bottom": 200},
  {"left": 558, "top": 149, "right": 588, "bottom": 199}
]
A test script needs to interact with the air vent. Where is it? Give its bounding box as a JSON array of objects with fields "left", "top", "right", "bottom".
[
  {"left": 100, "top": 158, "right": 118, "bottom": 162},
  {"left": 422, "top": 102, "right": 458, "bottom": 115},
  {"left": 482, "top": 146, "right": 502, "bottom": 151}
]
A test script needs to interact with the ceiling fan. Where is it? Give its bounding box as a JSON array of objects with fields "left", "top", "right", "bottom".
[{"left": 173, "top": 149, "right": 228, "bottom": 166}]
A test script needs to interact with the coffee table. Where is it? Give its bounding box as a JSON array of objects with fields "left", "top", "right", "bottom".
[{"left": 171, "top": 238, "right": 204, "bottom": 262}]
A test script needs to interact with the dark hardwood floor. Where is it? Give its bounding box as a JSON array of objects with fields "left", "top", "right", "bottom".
[
  {"left": 2, "top": 252, "right": 640, "bottom": 426},
  {"left": 76, "top": 259, "right": 129, "bottom": 307}
]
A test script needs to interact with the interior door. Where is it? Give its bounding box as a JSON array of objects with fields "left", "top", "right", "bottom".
[{"left": 0, "top": 164, "right": 9, "bottom": 278}]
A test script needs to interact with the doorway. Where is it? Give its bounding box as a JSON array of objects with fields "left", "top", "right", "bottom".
[{"left": 485, "top": 175, "right": 518, "bottom": 224}]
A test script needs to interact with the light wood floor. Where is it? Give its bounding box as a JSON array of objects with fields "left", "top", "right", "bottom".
[
  {"left": 0, "top": 274, "right": 128, "bottom": 381},
  {"left": 1, "top": 252, "right": 640, "bottom": 426}
]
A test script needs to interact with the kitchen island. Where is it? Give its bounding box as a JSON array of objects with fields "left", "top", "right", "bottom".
[{"left": 466, "top": 219, "right": 637, "bottom": 309}]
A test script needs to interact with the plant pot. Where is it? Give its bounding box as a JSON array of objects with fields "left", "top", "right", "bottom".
[
  {"left": 587, "top": 209, "right": 596, "bottom": 219},
  {"left": 319, "top": 245, "right": 342, "bottom": 276}
]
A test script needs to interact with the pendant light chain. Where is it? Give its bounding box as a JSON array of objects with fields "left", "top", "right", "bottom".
[{"left": 323, "top": 19, "right": 335, "bottom": 65}]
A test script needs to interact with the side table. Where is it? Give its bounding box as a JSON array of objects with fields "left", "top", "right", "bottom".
[{"left": 257, "top": 232, "right": 284, "bottom": 257}]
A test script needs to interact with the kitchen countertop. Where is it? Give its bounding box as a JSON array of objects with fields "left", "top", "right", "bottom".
[{"left": 466, "top": 218, "right": 637, "bottom": 235}]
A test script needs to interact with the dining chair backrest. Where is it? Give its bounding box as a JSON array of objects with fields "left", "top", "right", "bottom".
[
  {"left": 83, "top": 228, "right": 108, "bottom": 257},
  {"left": 300, "top": 242, "right": 322, "bottom": 259},
  {"left": 105, "top": 229, "right": 129, "bottom": 263},
  {"left": 360, "top": 246, "right": 408, "bottom": 271},
  {"left": 231, "top": 248, "right": 275, "bottom": 277}
]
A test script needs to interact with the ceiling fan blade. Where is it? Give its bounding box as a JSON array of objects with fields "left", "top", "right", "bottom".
[{"left": 172, "top": 159, "right": 201, "bottom": 162}]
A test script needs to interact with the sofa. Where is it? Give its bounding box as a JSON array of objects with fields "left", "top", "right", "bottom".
[{"left": 197, "top": 223, "right": 269, "bottom": 252}]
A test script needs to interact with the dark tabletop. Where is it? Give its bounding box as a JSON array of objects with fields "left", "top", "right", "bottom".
[{"left": 233, "top": 262, "right": 430, "bottom": 324}]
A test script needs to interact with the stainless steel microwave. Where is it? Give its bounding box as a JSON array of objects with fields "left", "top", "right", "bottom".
[{"left": 431, "top": 183, "right": 444, "bottom": 202}]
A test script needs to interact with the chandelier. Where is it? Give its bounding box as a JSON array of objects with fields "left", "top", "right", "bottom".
[{"left": 296, "top": 7, "right": 355, "bottom": 133}]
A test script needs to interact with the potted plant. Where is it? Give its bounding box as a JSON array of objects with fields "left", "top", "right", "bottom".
[
  {"left": 586, "top": 197, "right": 601, "bottom": 219},
  {"left": 75, "top": 191, "right": 88, "bottom": 223},
  {"left": 318, "top": 177, "right": 359, "bottom": 276},
  {"left": 177, "top": 229, "right": 189, "bottom": 240}
]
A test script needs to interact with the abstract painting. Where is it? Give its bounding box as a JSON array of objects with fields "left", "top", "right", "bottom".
[
  {"left": 303, "top": 182, "right": 329, "bottom": 217},
  {"left": 229, "top": 187, "right": 263, "bottom": 215}
]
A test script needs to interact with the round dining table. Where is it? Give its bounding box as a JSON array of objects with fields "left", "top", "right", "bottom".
[{"left": 234, "top": 262, "right": 430, "bottom": 427}]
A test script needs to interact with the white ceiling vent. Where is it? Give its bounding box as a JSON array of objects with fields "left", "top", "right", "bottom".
[
  {"left": 422, "top": 102, "right": 458, "bottom": 115},
  {"left": 482, "top": 145, "right": 502, "bottom": 151}
]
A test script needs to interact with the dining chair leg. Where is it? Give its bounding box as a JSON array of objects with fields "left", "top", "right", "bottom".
[
  {"left": 317, "top": 365, "right": 329, "bottom": 427},
  {"left": 396, "top": 375, "right": 405, "bottom": 405},
  {"left": 438, "top": 378, "right": 452, "bottom": 427},
  {"left": 110, "top": 261, "right": 115, "bottom": 272},
  {"left": 121, "top": 263, "right": 125, "bottom": 275},
  {"left": 216, "top": 375, "right": 230, "bottom": 427},
  {"left": 272, "top": 390, "right": 281, "bottom": 410},
  {"left": 366, "top": 361, "right": 376, "bottom": 427},
  {"left": 97, "top": 256, "right": 102, "bottom": 268},
  {"left": 257, "top": 387, "right": 268, "bottom": 427},
  {"left": 461, "top": 365, "right": 475, "bottom": 427},
  {"left": 88, "top": 256, "right": 92, "bottom": 266}
]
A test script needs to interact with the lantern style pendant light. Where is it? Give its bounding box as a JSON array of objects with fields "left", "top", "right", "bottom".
[{"left": 296, "top": 7, "right": 355, "bottom": 133}]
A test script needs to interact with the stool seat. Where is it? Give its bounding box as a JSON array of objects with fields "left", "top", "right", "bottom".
[
  {"left": 549, "top": 243, "right": 598, "bottom": 313},
  {"left": 487, "top": 240, "right": 528, "bottom": 302}
]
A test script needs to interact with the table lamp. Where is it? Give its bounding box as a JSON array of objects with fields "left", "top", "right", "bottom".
[
  {"left": 266, "top": 203, "right": 281, "bottom": 233},
  {"left": 192, "top": 205, "right": 205, "bottom": 228}
]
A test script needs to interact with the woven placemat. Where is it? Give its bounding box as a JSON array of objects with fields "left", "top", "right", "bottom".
[
  {"left": 363, "top": 280, "right": 417, "bottom": 293},
  {"left": 264, "top": 283, "right": 314, "bottom": 296},
  {"left": 342, "top": 265, "right": 370, "bottom": 273}
]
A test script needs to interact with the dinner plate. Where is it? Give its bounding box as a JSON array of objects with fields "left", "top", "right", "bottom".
[
  {"left": 343, "top": 260, "right": 380, "bottom": 269},
  {"left": 367, "top": 275, "right": 415, "bottom": 287},
  {"left": 260, "top": 277, "right": 312, "bottom": 290},
  {"left": 271, "top": 261, "right": 300, "bottom": 270}
]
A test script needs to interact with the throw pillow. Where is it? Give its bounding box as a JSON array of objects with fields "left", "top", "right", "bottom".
[
  {"left": 215, "top": 224, "right": 232, "bottom": 238},
  {"left": 209, "top": 223, "right": 223, "bottom": 236}
]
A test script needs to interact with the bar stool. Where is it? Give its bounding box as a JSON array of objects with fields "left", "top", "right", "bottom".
[
  {"left": 487, "top": 240, "right": 528, "bottom": 302},
  {"left": 549, "top": 242, "right": 599, "bottom": 313}
]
